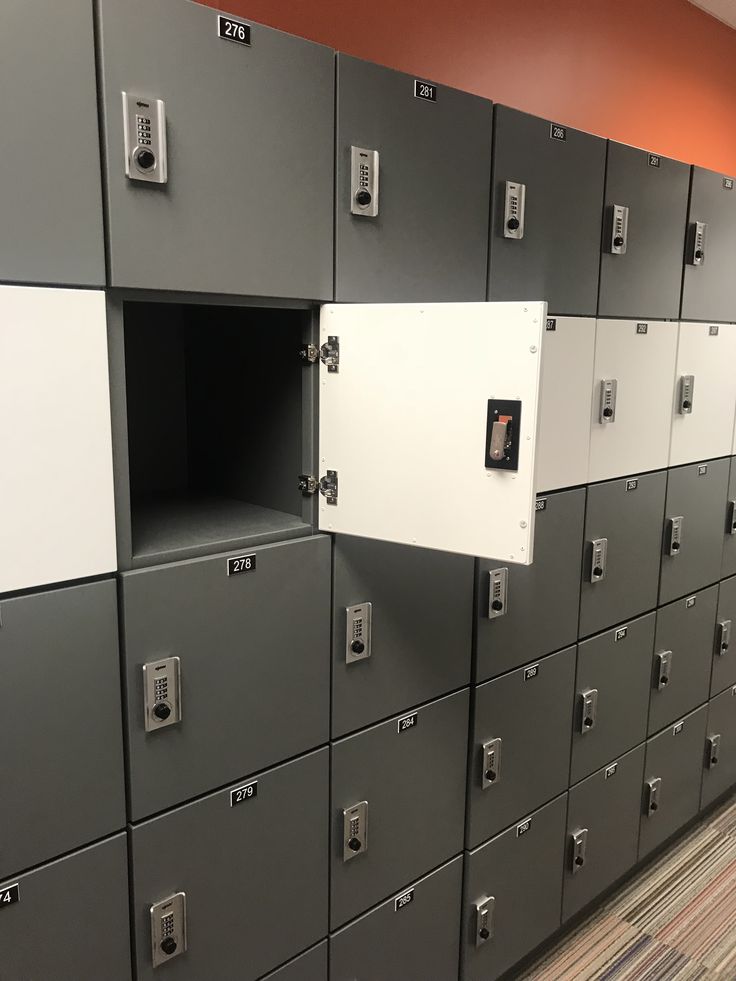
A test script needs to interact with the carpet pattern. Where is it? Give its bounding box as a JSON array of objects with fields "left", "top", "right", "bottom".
[{"left": 523, "top": 794, "right": 736, "bottom": 980}]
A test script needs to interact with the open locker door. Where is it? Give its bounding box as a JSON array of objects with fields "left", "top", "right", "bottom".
[{"left": 317, "top": 302, "right": 545, "bottom": 563}]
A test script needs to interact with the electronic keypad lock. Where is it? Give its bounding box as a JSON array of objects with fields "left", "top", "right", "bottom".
[
  {"left": 345, "top": 603, "right": 372, "bottom": 664},
  {"left": 143, "top": 657, "right": 181, "bottom": 732},
  {"left": 343, "top": 801, "right": 368, "bottom": 861},
  {"left": 487, "top": 568, "right": 508, "bottom": 619},
  {"left": 481, "top": 738, "right": 502, "bottom": 789},
  {"left": 503, "top": 181, "right": 526, "bottom": 239},
  {"left": 589, "top": 538, "right": 608, "bottom": 583},
  {"left": 579, "top": 689, "right": 598, "bottom": 734},
  {"left": 608, "top": 204, "right": 629, "bottom": 254},
  {"left": 687, "top": 221, "right": 707, "bottom": 265},
  {"left": 666, "top": 516, "right": 684, "bottom": 556},
  {"left": 570, "top": 828, "right": 588, "bottom": 874},
  {"left": 599, "top": 379, "right": 617, "bottom": 424},
  {"left": 717, "top": 619, "right": 732, "bottom": 656},
  {"left": 646, "top": 777, "right": 662, "bottom": 816},
  {"left": 707, "top": 734, "right": 721, "bottom": 768},
  {"left": 678, "top": 375, "right": 695, "bottom": 414},
  {"left": 475, "top": 896, "right": 495, "bottom": 946},
  {"left": 123, "top": 92, "right": 167, "bottom": 184},
  {"left": 150, "top": 893, "right": 187, "bottom": 968},
  {"left": 350, "top": 146, "right": 379, "bottom": 216},
  {"left": 655, "top": 650, "right": 673, "bottom": 691}
]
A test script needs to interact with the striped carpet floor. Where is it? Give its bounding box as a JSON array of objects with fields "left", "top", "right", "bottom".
[{"left": 522, "top": 793, "right": 736, "bottom": 980}]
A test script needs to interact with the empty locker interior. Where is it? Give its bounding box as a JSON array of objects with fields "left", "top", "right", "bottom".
[{"left": 6, "top": 2, "right": 736, "bottom": 979}]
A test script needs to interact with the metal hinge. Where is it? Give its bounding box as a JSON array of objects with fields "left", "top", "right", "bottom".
[
  {"left": 298, "top": 470, "right": 338, "bottom": 504},
  {"left": 299, "top": 335, "right": 339, "bottom": 372}
]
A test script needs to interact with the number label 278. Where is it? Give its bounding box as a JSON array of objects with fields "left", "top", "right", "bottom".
[{"left": 227, "top": 554, "right": 256, "bottom": 576}]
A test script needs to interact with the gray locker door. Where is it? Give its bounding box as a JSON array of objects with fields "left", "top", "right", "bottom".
[
  {"left": 488, "top": 106, "right": 605, "bottom": 316},
  {"left": 329, "top": 856, "right": 462, "bottom": 981},
  {"left": 0, "top": 580, "right": 125, "bottom": 880},
  {"left": 639, "top": 705, "right": 707, "bottom": 860},
  {"left": 0, "top": 1, "right": 104, "bottom": 287},
  {"left": 467, "top": 647, "right": 575, "bottom": 848},
  {"left": 131, "top": 748, "right": 328, "bottom": 981},
  {"left": 659, "top": 459, "right": 730, "bottom": 606},
  {"left": 722, "top": 459, "right": 736, "bottom": 580},
  {"left": 0, "top": 835, "right": 131, "bottom": 981},
  {"left": 334, "top": 54, "right": 492, "bottom": 302},
  {"left": 96, "top": 0, "right": 334, "bottom": 299},
  {"left": 121, "top": 536, "right": 330, "bottom": 821},
  {"left": 648, "top": 586, "right": 718, "bottom": 736},
  {"left": 701, "top": 686, "right": 736, "bottom": 809},
  {"left": 332, "top": 536, "right": 473, "bottom": 738},
  {"left": 461, "top": 794, "right": 567, "bottom": 981},
  {"left": 263, "top": 942, "right": 327, "bottom": 981},
  {"left": 330, "top": 689, "right": 468, "bottom": 929},
  {"left": 598, "top": 143, "right": 689, "bottom": 320},
  {"left": 475, "top": 488, "right": 585, "bottom": 683},
  {"left": 712, "top": 577, "right": 736, "bottom": 697},
  {"left": 563, "top": 745, "right": 645, "bottom": 922},
  {"left": 681, "top": 167, "right": 736, "bottom": 323},
  {"left": 571, "top": 614, "right": 654, "bottom": 785},
  {"left": 579, "top": 472, "right": 667, "bottom": 639}
]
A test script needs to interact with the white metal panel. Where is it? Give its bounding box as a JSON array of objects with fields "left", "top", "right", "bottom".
[
  {"left": 588, "top": 319, "right": 678, "bottom": 484},
  {"left": 318, "top": 302, "right": 545, "bottom": 563},
  {"left": 669, "top": 322, "right": 736, "bottom": 467},
  {"left": 536, "top": 316, "right": 595, "bottom": 493},
  {"left": 0, "top": 286, "right": 117, "bottom": 592}
]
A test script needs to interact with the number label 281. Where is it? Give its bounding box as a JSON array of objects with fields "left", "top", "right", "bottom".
[{"left": 414, "top": 80, "right": 437, "bottom": 102}]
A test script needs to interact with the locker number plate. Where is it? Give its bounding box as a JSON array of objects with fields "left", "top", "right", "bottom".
[
  {"left": 218, "top": 15, "right": 251, "bottom": 44},
  {"left": 0, "top": 883, "right": 19, "bottom": 909},
  {"left": 230, "top": 781, "right": 258, "bottom": 807},
  {"left": 227, "top": 554, "right": 256, "bottom": 576},
  {"left": 414, "top": 79, "right": 437, "bottom": 101}
]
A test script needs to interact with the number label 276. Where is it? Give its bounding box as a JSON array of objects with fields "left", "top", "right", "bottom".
[{"left": 218, "top": 15, "right": 251, "bottom": 45}]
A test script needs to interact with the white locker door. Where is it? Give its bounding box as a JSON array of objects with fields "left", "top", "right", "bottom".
[
  {"left": 318, "top": 302, "right": 545, "bottom": 563},
  {"left": 0, "top": 286, "right": 117, "bottom": 592},
  {"left": 669, "top": 322, "right": 736, "bottom": 467},
  {"left": 536, "top": 316, "right": 595, "bottom": 493},
  {"left": 588, "top": 319, "right": 678, "bottom": 484}
]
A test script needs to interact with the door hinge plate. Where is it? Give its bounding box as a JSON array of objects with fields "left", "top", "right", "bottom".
[
  {"left": 300, "top": 336, "right": 339, "bottom": 372},
  {"left": 299, "top": 470, "right": 338, "bottom": 504}
]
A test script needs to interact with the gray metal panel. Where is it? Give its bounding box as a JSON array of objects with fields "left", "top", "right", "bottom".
[
  {"left": 335, "top": 54, "right": 492, "bottom": 302},
  {"left": 721, "top": 458, "right": 736, "bottom": 579},
  {"left": 0, "top": 580, "right": 125, "bottom": 880},
  {"left": 712, "top": 577, "right": 736, "bottom": 697},
  {"left": 701, "top": 686, "right": 736, "bottom": 809},
  {"left": 639, "top": 705, "right": 707, "bottom": 860},
  {"left": 649, "top": 586, "right": 718, "bottom": 736},
  {"left": 598, "top": 143, "right": 689, "bottom": 320},
  {"left": 0, "top": 1, "right": 104, "bottom": 287},
  {"left": 564, "top": 744, "right": 645, "bottom": 921},
  {"left": 659, "top": 459, "right": 730, "bottom": 606},
  {"left": 332, "top": 536, "right": 473, "bottom": 737},
  {"left": 681, "top": 167, "right": 736, "bottom": 322},
  {"left": 571, "top": 614, "right": 654, "bottom": 784},
  {"left": 330, "top": 689, "right": 469, "bottom": 929},
  {"left": 96, "top": 0, "right": 334, "bottom": 299},
  {"left": 467, "top": 647, "right": 575, "bottom": 848},
  {"left": 131, "top": 748, "right": 329, "bottom": 981},
  {"left": 0, "top": 834, "right": 131, "bottom": 981},
  {"left": 329, "top": 856, "right": 462, "bottom": 981},
  {"left": 475, "top": 488, "right": 585, "bottom": 683},
  {"left": 580, "top": 472, "right": 667, "bottom": 639},
  {"left": 121, "top": 536, "right": 330, "bottom": 820},
  {"left": 488, "top": 106, "right": 605, "bottom": 316},
  {"left": 461, "top": 793, "right": 567, "bottom": 981},
  {"left": 262, "top": 942, "right": 327, "bottom": 981}
]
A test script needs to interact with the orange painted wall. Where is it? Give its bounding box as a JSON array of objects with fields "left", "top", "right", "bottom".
[{"left": 197, "top": 0, "right": 736, "bottom": 174}]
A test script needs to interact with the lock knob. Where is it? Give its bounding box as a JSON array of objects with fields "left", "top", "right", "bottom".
[
  {"left": 153, "top": 702, "right": 172, "bottom": 722},
  {"left": 134, "top": 147, "right": 156, "bottom": 171},
  {"left": 506, "top": 217, "right": 520, "bottom": 231},
  {"left": 593, "top": 565, "right": 603, "bottom": 578},
  {"left": 491, "top": 599, "right": 503, "bottom": 612},
  {"left": 613, "top": 235, "right": 624, "bottom": 248},
  {"left": 478, "top": 927, "right": 490, "bottom": 941},
  {"left": 355, "top": 189, "right": 372, "bottom": 208},
  {"left": 347, "top": 836, "right": 362, "bottom": 852},
  {"left": 574, "top": 855, "right": 584, "bottom": 867},
  {"left": 485, "top": 768, "right": 497, "bottom": 783},
  {"left": 602, "top": 407, "right": 613, "bottom": 419},
  {"left": 351, "top": 639, "right": 365, "bottom": 655},
  {"left": 583, "top": 715, "right": 594, "bottom": 729},
  {"left": 161, "top": 938, "right": 178, "bottom": 956},
  {"left": 671, "top": 541, "right": 680, "bottom": 552},
  {"left": 695, "top": 249, "right": 704, "bottom": 261}
]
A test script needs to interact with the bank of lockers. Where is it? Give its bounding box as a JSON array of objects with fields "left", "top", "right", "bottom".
[
  {"left": 0, "top": 835, "right": 131, "bottom": 981},
  {"left": 487, "top": 107, "right": 605, "bottom": 316},
  {"left": 335, "top": 55, "right": 492, "bottom": 302},
  {"left": 659, "top": 459, "right": 730, "bottom": 605},
  {"left": 588, "top": 320, "right": 678, "bottom": 484},
  {"left": 96, "top": 0, "right": 334, "bottom": 299},
  {"left": 579, "top": 471, "right": 667, "bottom": 639},
  {"left": 462, "top": 794, "right": 567, "bottom": 981},
  {"left": 564, "top": 745, "right": 645, "bottom": 921},
  {"left": 648, "top": 586, "right": 718, "bottom": 735},
  {"left": 263, "top": 942, "right": 327, "bottom": 981},
  {"left": 669, "top": 323, "right": 736, "bottom": 467},
  {"left": 0, "top": 580, "right": 125, "bottom": 880},
  {"left": 570, "top": 614, "right": 654, "bottom": 785},
  {"left": 330, "top": 689, "right": 469, "bottom": 929},
  {"left": 467, "top": 647, "right": 575, "bottom": 848},
  {"left": 120, "top": 537, "right": 330, "bottom": 821},
  {"left": 475, "top": 488, "right": 585, "bottom": 682},
  {"left": 331, "top": 536, "right": 473, "bottom": 737},
  {"left": 330, "top": 857, "right": 463, "bottom": 981},
  {"left": 712, "top": 577, "right": 736, "bottom": 697},
  {"left": 681, "top": 167, "right": 736, "bottom": 323},
  {"left": 721, "top": 461, "right": 736, "bottom": 580},
  {"left": 598, "top": 143, "right": 689, "bottom": 320},
  {"left": 0, "top": 285, "right": 117, "bottom": 594},
  {"left": 130, "top": 749, "right": 328, "bottom": 981},
  {"left": 639, "top": 704, "right": 707, "bottom": 860},
  {"left": 0, "top": 1, "right": 104, "bottom": 287},
  {"left": 701, "top": 687, "right": 736, "bottom": 809}
]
